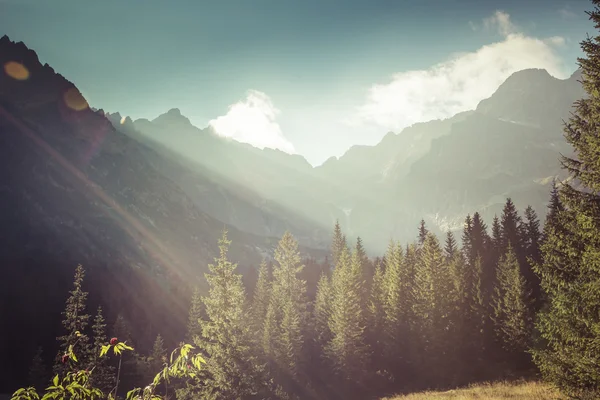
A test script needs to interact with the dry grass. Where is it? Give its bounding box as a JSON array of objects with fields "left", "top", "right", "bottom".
[{"left": 382, "top": 380, "right": 565, "bottom": 400}]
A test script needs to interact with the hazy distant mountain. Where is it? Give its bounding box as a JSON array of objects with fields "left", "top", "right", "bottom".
[
  {"left": 106, "top": 67, "right": 585, "bottom": 253},
  {"left": 340, "top": 68, "right": 584, "bottom": 247},
  {"left": 112, "top": 106, "right": 348, "bottom": 244}
]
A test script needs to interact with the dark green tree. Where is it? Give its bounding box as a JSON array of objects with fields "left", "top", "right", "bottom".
[
  {"left": 533, "top": 4, "right": 600, "bottom": 396},
  {"left": 89, "top": 307, "right": 115, "bottom": 393},
  {"left": 444, "top": 231, "right": 458, "bottom": 261},
  {"left": 325, "top": 247, "right": 370, "bottom": 383},
  {"left": 268, "top": 232, "right": 309, "bottom": 381},
  {"left": 523, "top": 206, "right": 542, "bottom": 306},
  {"left": 331, "top": 220, "right": 348, "bottom": 268},
  {"left": 492, "top": 246, "right": 532, "bottom": 359},
  {"left": 54, "top": 264, "right": 91, "bottom": 375},
  {"left": 418, "top": 219, "right": 428, "bottom": 246},
  {"left": 195, "top": 230, "right": 266, "bottom": 399},
  {"left": 251, "top": 260, "right": 271, "bottom": 345},
  {"left": 186, "top": 287, "right": 203, "bottom": 343},
  {"left": 313, "top": 272, "right": 332, "bottom": 349}
]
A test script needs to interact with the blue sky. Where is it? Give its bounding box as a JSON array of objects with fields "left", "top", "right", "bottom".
[{"left": 0, "top": 0, "right": 593, "bottom": 165}]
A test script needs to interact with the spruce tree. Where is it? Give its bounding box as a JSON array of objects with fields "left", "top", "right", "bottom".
[
  {"left": 55, "top": 264, "right": 91, "bottom": 375},
  {"left": 382, "top": 241, "right": 411, "bottom": 373},
  {"left": 492, "top": 246, "right": 532, "bottom": 359},
  {"left": 444, "top": 231, "right": 458, "bottom": 261},
  {"left": 417, "top": 219, "right": 428, "bottom": 246},
  {"left": 89, "top": 307, "right": 115, "bottom": 393},
  {"left": 251, "top": 260, "right": 271, "bottom": 344},
  {"left": 412, "top": 233, "right": 453, "bottom": 381},
  {"left": 28, "top": 347, "right": 48, "bottom": 392},
  {"left": 325, "top": 247, "right": 370, "bottom": 383},
  {"left": 186, "top": 287, "right": 203, "bottom": 343},
  {"left": 523, "top": 206, "right": 542, "bottom": 305},
  {"left": 533, "top": 4, "right": 600, "bottom": 396},
  {"left": 313, "top": 272, "right": 332, "bottom": 349},
  {"left": 148, "top": 334, "right": 166, "bottom": 377},
  {"left": 367, "top": 260, "right": 386, "bottom": 363},
  {"left": 196, "top": 230, "right": 265, "bottom": 399},
  {"left": 268, "top": 232, "right": 309, "bottom": 381},
  {"left": 331, "top": 221, "right": 348, "bottom": 268}
]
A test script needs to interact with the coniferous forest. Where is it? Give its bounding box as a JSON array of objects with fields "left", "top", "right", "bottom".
[{"left": 6, "top": 1, "right": 600, "bottom": 400}]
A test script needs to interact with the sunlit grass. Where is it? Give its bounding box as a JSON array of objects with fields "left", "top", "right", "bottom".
[{"left": 382, "top": 380, "right": 564, "bottom": 400}]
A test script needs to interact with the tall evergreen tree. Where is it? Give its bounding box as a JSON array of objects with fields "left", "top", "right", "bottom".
[
  {"left": 28, "top": 347, "right": 48, "bottom": 392},
  {"left": 500, "top": 198, "right": 524, "bottom": 260},
  {"left": 461, "top": 215, "right": 473, "bottom": 264},
  {"left": 412, "top": 233, "right": 453, "bottom": 381},
  {"left": 355, "top": 236, "right": 373, "bottom": 288},
  {"left": 492, "top": 246, "right": 532, "bottom": 359},
  {"left": 251, "top": 260, "right": 271, "bottom": 343},
  {"left": 195, "top": 230, "right": 265, "bottom": 399},
  {"left": 186, "top": 287, "right": 203, "bottom": 343},
  {"left": 417, "top": 219, "right": 428, "bottom": 246},
  {"left": 523, "top": 206, "right": 542, "bottom": 305},
  {"left": 313, "top": 272, "right": 332, "bottom": 349},
  {"left": 444, "top": 231, "right": 458, "bottom": 261},
  {"left": 325, "top": 247, "right": 370, "bottom": 383},
  {"left": 54, "top": 264, "right": 91, "bottom": 375},
  {"left": 331, "top": 221, "right": 348, "bottom": 268},
  {"left": 533, "top": 4, "right": 600, "bottom": 397},
  {"left": 382, "top": 241, "right": 411, "bottom": 373},
  {"left": 544, "top": 179, "right": 564, "bottom": 231},
  {"left": 268, "top": 232, "right": 309, "bottom": 381},
  {"left": 367, "top": 260, "right": 386, "bottom": 363},
  {"left": 149, "top": 334, "right": 167, "bottom": 376},
  {"left": 89, "top": 307, "right": 115, "bottom": 393}
]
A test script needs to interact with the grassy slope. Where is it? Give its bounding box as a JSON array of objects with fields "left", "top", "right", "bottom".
[{"left": 382, "top": 380, "right": 564, "bottom": 400}]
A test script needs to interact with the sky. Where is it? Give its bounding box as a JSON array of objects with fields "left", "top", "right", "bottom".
[{"left": 0, "top": 0, "right": 593, "bottom": 166}]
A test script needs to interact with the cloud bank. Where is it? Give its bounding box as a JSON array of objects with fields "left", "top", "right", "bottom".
[
  {"left": 354, "top": 11, "right": 570, "bottom": 132},
  {"left": 209, "top": 90, "right": 295, "bottom": 154}
]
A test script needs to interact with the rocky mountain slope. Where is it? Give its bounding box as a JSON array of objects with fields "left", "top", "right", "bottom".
[{"left": 317, "top": 68, "right": 584, "bottom": 248}]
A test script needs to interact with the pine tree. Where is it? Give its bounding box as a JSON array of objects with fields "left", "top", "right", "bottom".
[
  {"left": 196, "top": 230, "right": 265, "bottom": 399},
  {"left": 367, "top": 260, "right": 386, "bottom": 363},
  {"left": 500, "top": 198, "right": 524, "bottom": 259},
  {"left": 331, "top": 220, "right": 348, "bottom": 268},
  {"left": 382, "top": 241, "right": 411, "bottom": 373},
  {"left": 89, "top": 307, "right": 115, "bottom": 393},
  {"left": 268, "top": 232, "right": 309, "bottom": 381},
  {"left": 313, "top": 272, "right": 332, "bottom": 349},
  {"left": 418, "top": 219, "right": 428, "bottom": 246},
  {"left": 461, "top": 215, "right": 473, "bottom": 264},
  {"left": 28, "top": 347, "right": 48, "bottom": 392},
  {"left": 55, "top": 264, "right": 91, "bottom": 375},
  {"left": 355, "top": 236, "right": 373, "bottom": 288},
  {"left": 491, "top": 215, "right": 502, "bottom": 264},
  {"left": 544, "top": 179, "right": 564, "bottom": 231},
  {"left": 149, "top": 334, "right": 167, "bottom": 376},
  {"left": 444, "top": 231, "right": 458, "bottom": 261},
  {"left": 523, "top": 206, "right": 542, "bottom": 305},
  {"left": 492, "top": 246, "right": 532, "bottom": 359},
  {"left": 533, "top": 5, "right": 600, "bottom": 396},
  {"left": 325, "top": 247, "right": 370, "bottom": 383},
  {"left": 412, "top": 233, "right": 453, "bottom": 381},
  {"left": 251, "top": 261, "right": 271, "bottom": 344},
  {"left": 186, "top": 287, "right": 203, "bottom": 343}
]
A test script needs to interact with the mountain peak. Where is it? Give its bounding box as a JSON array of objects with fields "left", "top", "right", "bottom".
[{"left": 152, "top": 108, "right": 192, "bottom": 127}]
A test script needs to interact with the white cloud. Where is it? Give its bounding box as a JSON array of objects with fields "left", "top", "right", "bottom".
[
  {"left": 353, "top": 11, "right": 570, "bottom": 132},
  {"left": 483, "top": 10, "right": 517, "bottom": 36},
  {"left": 209, "top": 90, "right": 295, "bottom": 153},
  {"left": 559, "top": 6, "right": 578, "bottom": 19}
]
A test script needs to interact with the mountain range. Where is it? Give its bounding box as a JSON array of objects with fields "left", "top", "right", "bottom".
[{"left": 0, "top": 34, "right": 584, "bottom": 387}]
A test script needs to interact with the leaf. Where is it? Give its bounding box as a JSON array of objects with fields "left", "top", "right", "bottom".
[{"left": 99, "top": 345, "right": 109, "bottom": 358}]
